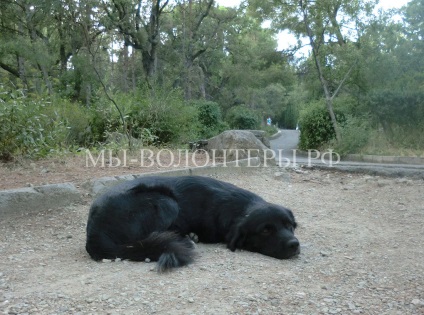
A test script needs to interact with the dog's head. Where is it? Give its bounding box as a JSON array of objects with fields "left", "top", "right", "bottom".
[{"left": 227, "top": 203, "right": 300, "bottom": 259}]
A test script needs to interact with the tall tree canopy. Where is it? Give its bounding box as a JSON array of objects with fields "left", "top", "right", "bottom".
[{"left": 0, "top": 0, "right": 423, "bottom": 159}]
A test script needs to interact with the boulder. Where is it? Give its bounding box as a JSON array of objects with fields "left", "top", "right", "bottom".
[
  {"left": 245, "top": 130, "right": 271, "bottom": 148},
  {"left": 206, "top": 130, "right": 274, "bottom": 163}
]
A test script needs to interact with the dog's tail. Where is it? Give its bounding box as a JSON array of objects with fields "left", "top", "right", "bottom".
[{"left": 117, "top": 231, "right": 196, "bottom": 272}]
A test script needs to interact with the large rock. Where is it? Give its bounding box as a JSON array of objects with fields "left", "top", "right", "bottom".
[
  {"left": 206, "top": 130, "right": 274, "bottom": 163},
  {"left": 245, "top": 130, "right": 271, "bottom": 148}
]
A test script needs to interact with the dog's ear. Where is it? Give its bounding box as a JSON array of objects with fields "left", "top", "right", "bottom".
[
  {"left": 287, "top": 208, "right": 297, "bottom": 229},
  {"left": 227, "top": 222, "right": 247, "bottom": 251}
]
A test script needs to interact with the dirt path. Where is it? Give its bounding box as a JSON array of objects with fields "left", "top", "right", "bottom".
[
  {"left": 1, "top": 168, "right": 423, "bottom": 314},
  {"left": 0, "top": 152, "right": 210, "bottom": 190}
]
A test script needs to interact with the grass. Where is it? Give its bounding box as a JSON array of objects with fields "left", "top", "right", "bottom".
[{"left": 358, "top": 129, "right": 424, "bottom": 157}]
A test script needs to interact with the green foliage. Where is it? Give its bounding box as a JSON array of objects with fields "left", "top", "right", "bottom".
[
  {"left": 368, "top": 89, "right": 424, "bottom": 127},
  {"left": 298, "top": 101, "right": 346, "bottom": 150},
  {"left": 0, "top": 85, "right": 201, "bottom": 160},
  {"left": 1, "top": 0, "right": 424, "bottom": 159},
  {"left": 191, "top": 100, "right": 228, "bottom": 139},
  {"left": 275, "top": 84, "right": 308, "bottom": 129},
  {"left": 226, "top": 105, "right": 261, "bottom": 130},
  {"left": 262, "top": 124, "right": 279, "bottom": 137},
  {"left": 83, "top": 87, "right": 199, "bottom": 147},
  {"left": 109, "top": 87, "right": 199, "bottom": 145},
  {"left": 328, "top": 116, "right": 370, "bottom": 156},
  {"left": 361, "top": 124, "right": 424, "bottom": 156},
  {"left": 0, "top": 92, "right": 69, "bottom": 160},
  {"left": 196, "top": 100, "right": 221, "bottom": 127},
  {"left": 54, "top": 100, "right": 94, "bottom": 146},
  {"left": 277, "top": 103, "right": 298, "bottom": 129},
  {"left": 387, "top": 124, "right": 424, "bottom": 151}
]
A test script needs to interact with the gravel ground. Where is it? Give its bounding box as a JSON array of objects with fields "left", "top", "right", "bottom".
[{"left": 1, "top": 167, "right": 424, "bottom": 315}]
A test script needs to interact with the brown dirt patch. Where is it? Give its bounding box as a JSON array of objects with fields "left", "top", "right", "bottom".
[
  {"left": 1, "top": 169, "right": 423, "bottom": 314},
  {"left": 0, "top": 150, "right": 211, "bottom": 190}
]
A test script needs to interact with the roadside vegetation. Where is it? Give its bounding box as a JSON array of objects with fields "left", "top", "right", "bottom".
[{"left": 1, "top": 0, "right": 423, "bottom": 161}]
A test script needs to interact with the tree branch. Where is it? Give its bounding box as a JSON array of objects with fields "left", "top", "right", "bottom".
[
  {"left": 193, "top": 0, "right": 214, "bottom": 35},
  {"left": 331, "top": 61, "right": 357, "bottom": 100},
  {"left": 0, "top": 62, "right": 20, "bottom": 77}
]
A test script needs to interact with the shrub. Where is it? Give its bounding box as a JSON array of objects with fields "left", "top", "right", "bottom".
[
  {"left": 191, "top": 100, "right": 228, "bottom": 139},
  {"left": 121, "top": 88, "right": 199, "bottom": 145},
  {"left": 361, "top": 125, "right": 424, "bottom": 156},
  {"left": 53, "top": 99, "right": 93, "bottom": 146},
  {"left": 226, "top": 105, "right": 261, "bottom": 130},
  {"left": 88, "top": 95, "right": 130, "bottom": 145},
  {"left": 262, "top": 124, "right": 279, "bottom": 137},
  {"left": 368, "top": 89, "right": 424, "bottom": 127},
  {"left": 365, "top": 89, "right": 424, "bottom": 151},
  {"left": 0, "top": 93, "right": 69, "bottom": 160},
  {"left": 298, "top": 101, "right": 346, "bottom": 150},
  {"left": 328, "top": 116, "right": 370, "bottom": 156},
  {"left": 277, "top": 103, "right": 299, "bottom": 129}
]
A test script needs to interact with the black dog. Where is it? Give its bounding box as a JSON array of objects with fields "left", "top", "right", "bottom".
[{"left": 86, "top": 176, "right": 300, "bottom": 271}]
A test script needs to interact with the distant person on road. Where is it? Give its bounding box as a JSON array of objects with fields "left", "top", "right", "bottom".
[{"left": 267, "top": 117, "right": 272, "bottom": 126}]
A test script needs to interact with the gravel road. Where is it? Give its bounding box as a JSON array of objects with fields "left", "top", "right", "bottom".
[{"left": 1, "top": 167, "right": 423, "bottom": 314}]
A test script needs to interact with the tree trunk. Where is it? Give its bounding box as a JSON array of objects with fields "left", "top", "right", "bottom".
[
  {"left": 301, "top": 1, "right": 342, "bottom": 142},
  {"left": 312, "top": 53, "right": 342, "bottom": 142},
  {"left": 185, "top": 59, "right": 193, "bottom": 100},
  {"left": 144, "top": 0, "right": 161, "bottom": 78},
  {"left": 17, "top": 55, "right": 28, "bottom": 92},
  {"left": 131, "top": 52, "right": 137, "bottom": 92},
  {"left": 182, "top": 0, "right": 213, "bottom": 100},
  {"left": 198, "top": 64, "right": 206, "bottom": 99},
  {"left": 86, "top": 84, "right": 91, "bottom": 107},
  {"left": 41, "top": 64, "right": 53, "bottom": 95},
  {"left": 122, "top": 45, "right": 130, "bottom": 92}
]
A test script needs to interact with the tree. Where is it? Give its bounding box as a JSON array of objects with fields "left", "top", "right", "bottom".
[
  {"left": 210, "top": 8, "right": 294, "bottom": 114},
  {"left": 159, "top": 1, "right": 236, "bottom": 100},
  {"left": 356, "top": 0, "right": 424, "bottom": 141},
  {"left": 102, "top": 0, "right": 170, "bottom": 79},
  {"left": 249, "top": 0, "right": 375, "bottom": 142},
  {"left": 179, "top": 0, "right": 214, "bottom": 99},
  {"left": 0, "top": 0, "right": 105, "bottom": 101}
]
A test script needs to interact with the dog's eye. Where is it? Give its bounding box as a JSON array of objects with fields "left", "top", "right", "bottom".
[
  {"left": 261, "top": 228, "right": 271, "bottom": 235},
  {"left": 260, "top": 225, "right": 273, "bottom": 235},
  {"left": 283, "top": 222, "right": 294, "bottom": 232}
]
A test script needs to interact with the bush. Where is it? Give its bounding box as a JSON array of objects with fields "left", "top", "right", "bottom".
[
  {"left": 120, "top": 88, "right": 199, "bottom": 145},
  {"left": 191, "top": 100, "right": 228, "bottom": 139},
  {"left": 0, "top": 93, "right": 69, "bottom": 160},
  {"left": 329, "top": 116, "right": 370, "bottom": 156},
  {"left": 0, "top": 85, "right": 204, "bottom": 161},
  {"left": 226, "top": 105, "right": 261, "bottom": 130},
  {"left": 262, "top": 124, "right": 279, "bottom": 137},
  {"left": 298, "top": 101, "right": 346, "bottom": 150},
  {"left": 86, "top": 87, "right": 201, "bottom": 147},
  {"left": 53, "top": 99, "right": 93, "bottom": 146},
  {"left": 368, "top": 89, "right": 424, "bottom": 127},
  {"left": 365, "top": 89, "right": 424, "bottom": 151},
  {"left": 361, "top": 124, "right": 424, "bottom": 156},
  {"left": 88, "top": 97, "right": 129, "bottom": 145},
  {"left": 277, "top": 103, "right": 298, "bottom": 129}
]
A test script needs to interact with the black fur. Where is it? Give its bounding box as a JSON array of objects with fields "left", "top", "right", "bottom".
[{"left": 86, "top": 176, "right": 300, "bottom": 271}]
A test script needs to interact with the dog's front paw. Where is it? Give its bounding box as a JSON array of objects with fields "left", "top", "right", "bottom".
[{"left": 188, "top": 232, "right": 199, "bottom": 243}]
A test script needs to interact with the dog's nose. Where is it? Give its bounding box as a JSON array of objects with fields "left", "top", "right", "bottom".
[{"left": 287, "top": 239, "right": 300, "bottom": 253}]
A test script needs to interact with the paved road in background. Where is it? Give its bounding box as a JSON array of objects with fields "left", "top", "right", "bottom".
[
  {"left": 270, "top": 129, "right": 329, "bottom": 166},
  {"left": 270, "top": 129, "right": 301, "bottom": 159},
  {"left": 269, "top": 129, "right": 424, "bottom": 179}
]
